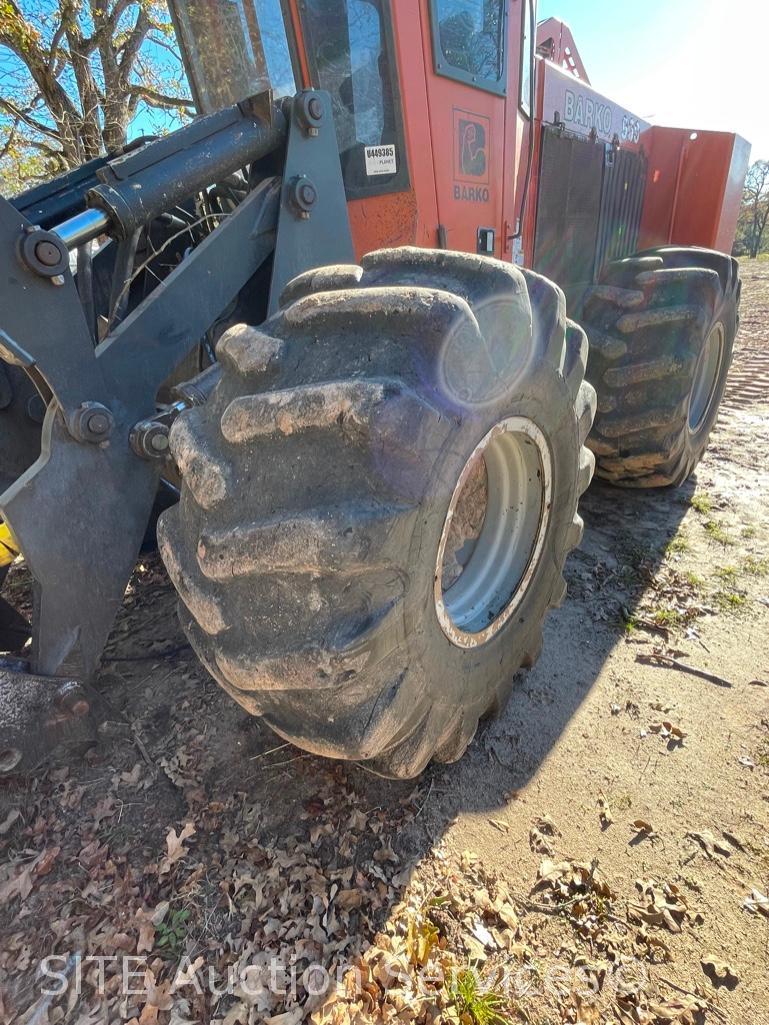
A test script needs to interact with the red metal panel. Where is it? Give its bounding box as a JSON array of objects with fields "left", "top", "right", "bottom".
[
  {"left": 638, "top": 127, "right": 750, "bottom": 252},
  {"left": 417, "top": 1, "right": 507, "bottom": 256},
  {"left": 535, "top": 17, "right": 590, "bottom": 84},
  {"left": 347, "top": 0, "right": 440, "bottom": 257},
  {"left": 715, "top": 135, "right": 751, "bottom": 253}
]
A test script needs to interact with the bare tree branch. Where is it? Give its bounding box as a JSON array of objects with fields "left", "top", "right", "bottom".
[
  {"left": 0, "top": 97, "right": 61, "bottom": 141},
  {"left": 1, "top": 0, "right": 191, "bottom": 181},
  {"left": 129, "top": 86, "right": 194, "bottom": 109},
  {"left": 0, "top": 119, "right": 21, "bottom": 161}
]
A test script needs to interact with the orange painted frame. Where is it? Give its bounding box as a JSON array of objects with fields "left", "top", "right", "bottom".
[
  {"left": 286, "top": 0, "right": 529, "bottom": 261},
  {"left": 288, "top": 1, "right": 748, "bottom": 266}
]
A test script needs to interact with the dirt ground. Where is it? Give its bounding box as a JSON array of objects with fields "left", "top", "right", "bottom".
[{"left": 1, "top": 261, "right": 768, "bottom": 1025}]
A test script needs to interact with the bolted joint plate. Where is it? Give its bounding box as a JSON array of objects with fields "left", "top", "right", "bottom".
[{"left": 0, "top": 665, "right": 93, "bottom": 773}]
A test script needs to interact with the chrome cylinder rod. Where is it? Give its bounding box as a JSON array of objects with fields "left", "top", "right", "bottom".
[{"left": 53, "top": 207, "right": 111, "bottom": 249}]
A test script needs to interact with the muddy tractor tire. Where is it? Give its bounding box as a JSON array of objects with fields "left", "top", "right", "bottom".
[
  {"left": 158, "top": 248, "right": 595, "bottom": 778},
  {"left": 581, "top": 246, "right": 739, "bottom": 488}
]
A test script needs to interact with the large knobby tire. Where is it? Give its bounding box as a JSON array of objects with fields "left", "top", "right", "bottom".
[
  {"left": 580, "top": 246, "right": 739, "bottom": 488},
  {"left": 157, "top": 248, "right": 595, "bottom": 778}
]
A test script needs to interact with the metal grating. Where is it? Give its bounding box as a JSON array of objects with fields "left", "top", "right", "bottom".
[
  {"left": 533, "top": 127, "right": 604, "bottom": 307},
  {"left": 595, "top": 145, "right": 647, "bottom": 275},
  {"left": 533, "top": 126, "right": 647, "bottom": 308}
]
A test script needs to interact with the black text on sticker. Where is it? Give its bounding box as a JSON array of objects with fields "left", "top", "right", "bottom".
[{"left": 365, "top": 144, "right": 397, "bottom": 176}]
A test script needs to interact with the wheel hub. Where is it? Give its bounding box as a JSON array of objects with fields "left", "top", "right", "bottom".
[{"left": 434, "top": 417, "right": 551, "bottom": 648}]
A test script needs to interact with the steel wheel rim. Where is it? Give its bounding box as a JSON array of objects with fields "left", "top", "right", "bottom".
[
  {"left": 434, "top": 417, "right": 552, "bottom": 648},
  {"left": 688, "top": 322, "right": 724, "bottom": 432}
]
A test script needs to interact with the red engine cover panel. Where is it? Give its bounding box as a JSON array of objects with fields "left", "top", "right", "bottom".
[{"left": 638, "top": 127, "right": 751, "bottom": 252}]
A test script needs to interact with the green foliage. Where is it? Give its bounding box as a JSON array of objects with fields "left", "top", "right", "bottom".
[
  {"left": 690, "top": 492, "right": 713, "bottom": 515},
  {"left": 704, "top": 519, "right": 733, "bottom": 546},
  {"left": 713, "top": 590, "right": 747, "bottom": 612},
  {"left": 715, "top": 565, "right": 738, "bottom": 583},
  {"left": 743, "top": 556, "right": 768, "bottom": 576},
  {"left": 446, "top": 968, "right": 511, "bottom": 1025},
  {"left": 665, "top": 533, "right": 690, "bottom": 555},
  {"left": 154, "top": 907, "right": 190, "bottom": 956},
  {"left": 734, "top": 160, "right": 769, "bottom": 259}
]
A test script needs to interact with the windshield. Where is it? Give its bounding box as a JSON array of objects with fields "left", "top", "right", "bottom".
[{"left": 171, "top": 0, "right": 296, "bottom": 113}]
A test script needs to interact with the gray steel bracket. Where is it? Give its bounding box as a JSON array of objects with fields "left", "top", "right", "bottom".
[
  {"left": 268, "top": 91, "right": 354, "bottom": 313},
  {"left": 0, "top": 90, "right": 352, "bottom": 689}
]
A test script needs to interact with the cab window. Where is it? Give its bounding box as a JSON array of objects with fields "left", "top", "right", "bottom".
[
  {"left": 431, "top": 0, "right": 507, "bottom": 94},
  {"left": 172, "top": 0, "right": 296, "bottom": 114},
  {"left": 300, "top": 0, "right": 410, "bottom": 198}
]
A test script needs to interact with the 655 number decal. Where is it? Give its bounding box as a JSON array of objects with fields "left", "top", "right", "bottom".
[{"left": 621, "top": 115, "right": 641, "bottom": 144}]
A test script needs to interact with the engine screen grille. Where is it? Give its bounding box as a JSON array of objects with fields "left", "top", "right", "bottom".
[
  {"left": 533, "top": 126, "right": 647, "bottom": 309},
  {"left": 595, "top": 146, "right": 647, "bottom": 273},
  {"left": 533, "top": 128, "right": 604, "bottom": 305}
]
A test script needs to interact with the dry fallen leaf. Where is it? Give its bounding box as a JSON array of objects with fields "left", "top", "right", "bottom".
[
  {"left": 406, "top": 915, "right": 439, "bottom": 966},
  {"left": 702, "top": 953, "right": 739, "bottom": 986},
  {"left": 0, "top": 864, "right": 34, "bottom": 904},
  {"left": 533, "top": 814, "right": 560, "bottom": 836},
  {"left": 488, "top": 818, "right": 509, "bottom": 833},
  {"left": 598, "top": 796, "right": 613, "bottom": 827},
  {"left": 631, "top": 877, "right": 689, "bottom": 933},
  {"left": 529, "top": 827, "right": 555, "bottom": 856},
  {"left": 0, "top": 808, "right": 20, "bottom": 835},
  {"left": 649, "top": 721, "right": 687, "bottom": 743},
  {"left": 632, "top": 819, "right": 654, "bottom": 832},
  {"left": 264, "top": 1011, "right": 304, "bottom": 1025},
  {"left": 159, "top": 821, "right": 195, "bottom": 873},
  {"left": 743, "top": 888, "right": 769, "bottom": 917},
  {"left": 373, "top": 844, "right": 398, "bottom": 865},
  {"left": 647, "top": 993, "right": 707, "bottom": 1022},
  {"left": 630, "top": 819, "right": 658, "bottom": 841},
  {"left": 688, "top": 830, "right": 731, "bottom": 858},
  {"left": 335, "top": 888, "right": 364, "bottom": 910},
  {"left": 34, "top": 846, "right": 61, "bottom": 878},
  {"left": 120, "top": 762, "right": 144, "bottom": 785}
]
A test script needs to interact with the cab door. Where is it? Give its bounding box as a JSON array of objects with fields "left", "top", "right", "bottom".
[{"left": 421, "top": 0, "right": 509, "bottom": 256}]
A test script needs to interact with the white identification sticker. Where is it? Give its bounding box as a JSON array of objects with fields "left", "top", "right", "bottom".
[{"left": 364, "top": 144, "right": 397, "bottom": 176}]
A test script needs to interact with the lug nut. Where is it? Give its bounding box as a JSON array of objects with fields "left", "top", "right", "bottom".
[
  {"left": 299, "top": 182, "right": 317, "bottom": 206},
  {"left": 130, "top": 418, "right": 170, "bottom": 460},
  {"left": 68, "top": 401, "right": 115, "bottom": 443},
  {"left": 86, "top": 411, "right": 111, "bottom": 436},
  {"left": 34, "top": 240, "right": 62, "bottom": 267},
  {"left": 290, "top": 176, "right": 319, "bottom": 219},
  {"left": 150, "top": 432, "right": 169, "bottom": 453}
]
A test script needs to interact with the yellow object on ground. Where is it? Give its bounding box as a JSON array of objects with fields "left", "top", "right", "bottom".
[{"left": 0, "top": 522, "right": 20, "bottom": 567}]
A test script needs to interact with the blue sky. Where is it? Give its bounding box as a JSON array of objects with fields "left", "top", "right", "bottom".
[{"left": 538, "top": 0, "right": 767, "bottom": 161}]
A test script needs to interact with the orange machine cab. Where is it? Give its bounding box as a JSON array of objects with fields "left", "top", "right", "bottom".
[
  {"left": 173, "top": 0, "right": 749, "bottom": 298},
  {"left": 281, "top": 0, "right": 532, "bottom": 261}
]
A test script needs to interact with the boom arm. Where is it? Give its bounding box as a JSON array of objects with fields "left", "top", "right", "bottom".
[{"left": 0, "top": 90, "right": 352, "bottom": 697}]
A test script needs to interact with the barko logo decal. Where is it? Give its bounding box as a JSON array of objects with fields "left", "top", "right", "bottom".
[
  {"left": 453, "top": 109, "right": 491, "bottom": 203},
  {"left": 459, "top": 118, "right": 487, "bottom": 177}
]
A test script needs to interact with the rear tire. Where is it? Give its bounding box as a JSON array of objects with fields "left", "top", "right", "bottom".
[
  {"left": 158, "top": 248, "right": 595, "bottom": 777},
  {"left": 580, "top": 246, "right": 739, "bottom": 488}
]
